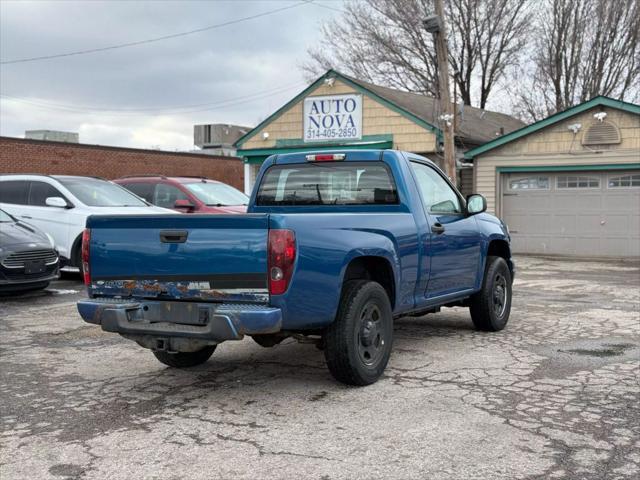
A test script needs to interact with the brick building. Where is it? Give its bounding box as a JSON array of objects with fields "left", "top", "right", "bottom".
[{"left": 0, "top": 136, "right": 244, "bottom": 190}]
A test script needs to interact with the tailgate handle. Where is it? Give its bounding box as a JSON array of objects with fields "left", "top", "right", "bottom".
[{"left": 160, "top": 230, "right": 188, "bottom": 243}]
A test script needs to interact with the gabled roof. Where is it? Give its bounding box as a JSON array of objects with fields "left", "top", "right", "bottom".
[
  {"left": 340, "top": 73, "right": 525, "bottom": 145},
  {"left": 464, "top": 96, "right": 640, "bottom": 159},
  {"left": 234, "top": 69, "right": 525, "bottom": 148}
]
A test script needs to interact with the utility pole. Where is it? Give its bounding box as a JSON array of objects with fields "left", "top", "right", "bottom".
[{"left": 424, "top": 0, "right": 456, "bottom": 185}]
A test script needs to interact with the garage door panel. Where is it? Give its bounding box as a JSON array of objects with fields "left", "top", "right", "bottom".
[
  {"left": 546, "top": 236, "right": 577, "bottom": 255},
  {"left": 525, "top": 214, "right": 549, "bottom": 233},
  {"left": 503, "top": 194, "right": 549, "bottom": 213},
  {"left": 549, "top": 215, "right": 576, "bottom": 234},
  {"left": 603, "top": 214, "right": 633, "bottom": 235},
  {"left": 505, "top": 215, "right": 530, "bottom": 234},
  {"left": 603, "top": 192, "right": 639, "bottom": 211},
  {"left": 578, "top": 214, "right": 607, "bottom": 234},
  {"left": 554, "top": 193, "right": 601, "bottom": 211},
  {"left": 573, "top": 237, "right": 601, "bottom": 256},
  {"left": 628, "top": 214, "right": 639, "bottom": 237},
  {"left": 502, "top": 170, "right": 640, "bottom": 257},
  {"left": 605, "top": 237, "right": 631, "bottom": 256},
  {"left": 522, "top": 235, "right": 555, "bottom": 254}
]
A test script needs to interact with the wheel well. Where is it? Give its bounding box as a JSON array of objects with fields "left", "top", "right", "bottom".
[
  {"left": 70, "top": 233, "right": 83, "bottom": 267},
  {"left": 487, "top": 239, "right": 513, "bottom": 274},
  {"left": 343, "top": 256, "right": 395, "bottom": 308}
]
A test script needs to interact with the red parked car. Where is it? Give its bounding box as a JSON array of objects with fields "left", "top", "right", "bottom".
[{"left": 114, "top": 176, "right": 248, "bottom": 214}]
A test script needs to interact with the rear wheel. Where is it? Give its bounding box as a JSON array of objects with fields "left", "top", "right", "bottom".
[
  {"left": 74, "top": 247, "right": 84, "bottom": 277},
  {"left": 152, "top": 345, "right": 216, "bottom": 368},
  {"left": 324, "top": 280, "right": 393, "bottom": 386},
  {"left": 469, "top": 256, "right": 512, "bottom": 331}
]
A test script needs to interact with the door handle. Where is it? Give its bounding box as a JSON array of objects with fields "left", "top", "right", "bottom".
[
  {"left": 431, "top": 223, "right": 445, "bottom": 234},
  {"left": 21, "top": 215, "right": 32, "bottom": 219},
  {"left": 160, "top": 230, "right": 188, "bottom": 243}
]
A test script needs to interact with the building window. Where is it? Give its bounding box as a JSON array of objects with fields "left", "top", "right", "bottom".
[
  {"left": 508, "top": 176, "right": 549, "bottom": 190},
  {"left": 608, "top": 174, "right": 640, "bottom": 188},
  {"left": 556, "top": 175, "right": 600, "bottom": 189}
]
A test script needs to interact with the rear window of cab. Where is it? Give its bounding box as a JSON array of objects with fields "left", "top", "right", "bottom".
[{"left": 256, "top": 162, "right": 398, "bottom": 206}]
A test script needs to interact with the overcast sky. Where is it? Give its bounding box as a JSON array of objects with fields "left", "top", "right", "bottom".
[{"left": 0, "top": 0, "right": 341, "bottom": 150}]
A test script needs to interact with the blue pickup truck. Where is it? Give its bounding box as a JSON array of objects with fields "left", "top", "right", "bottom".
[{"left": 78, "top": 150, "right": 514, "bottom": 385}]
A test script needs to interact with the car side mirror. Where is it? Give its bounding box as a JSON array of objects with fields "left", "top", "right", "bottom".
[
  {"left": 45, "top": 197, "right": 69, "bottom": 208},
  {"left": 174, "top": 199, "right": 195, "bottom": 212},
  {"left": 466, "top": 194, "right": 487, "bottom": 215}
]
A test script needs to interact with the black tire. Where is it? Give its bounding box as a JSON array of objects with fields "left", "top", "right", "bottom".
[
  {"left": 73, "top": 247, "right": 84, "bottom": 278},
  {"left": 152, "top": 345, "right": 216, "bottom": 368},
  {"left": 469, "top": 256, "right": 512, "bottom": 331},
  {"left": 324, "top": 280, "right": 393, "bottom": 386}
]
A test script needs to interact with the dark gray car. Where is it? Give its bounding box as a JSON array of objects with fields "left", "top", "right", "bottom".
[{"left": 0, "top": 209, "right": 59, "bottom": 293}]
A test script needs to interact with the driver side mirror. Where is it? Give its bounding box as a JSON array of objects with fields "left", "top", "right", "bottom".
[
  {"left": 45, "top": 197, "right": 69, "bottom": 208},
  {"left": 174, "top": 199, "right": 196, "bottom": 212},
  {"left": 466, "top": 194, "right": 487, "bottom": 215}
]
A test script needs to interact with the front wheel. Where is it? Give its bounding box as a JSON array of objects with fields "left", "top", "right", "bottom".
[
  {"left": 152, "top": 345, "right": 216, "bottom": 368},
  {"left": 469, "top": 256, "right": 512, "bottom": 331},
  {"left": 324, "top": 280, "right": 393, "bottom": 386}
]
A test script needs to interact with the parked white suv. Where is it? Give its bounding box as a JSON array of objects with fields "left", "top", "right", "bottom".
[{"left": 0, "top": 175, "right": 171, "bottom": 271}]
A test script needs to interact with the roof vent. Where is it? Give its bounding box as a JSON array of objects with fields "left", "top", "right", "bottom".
[{"left": 582, "top": 121, "right": 621, "bottom": 146}]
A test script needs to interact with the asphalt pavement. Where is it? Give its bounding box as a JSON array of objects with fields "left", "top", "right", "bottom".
[{"left": 1, "top": 257, "right": 639, "bottom": 480}]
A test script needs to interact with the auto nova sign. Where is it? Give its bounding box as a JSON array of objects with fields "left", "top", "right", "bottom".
[{"left": 303, "top": 94, "right": 363, "bottom": 142}]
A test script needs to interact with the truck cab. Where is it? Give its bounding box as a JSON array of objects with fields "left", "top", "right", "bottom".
[{"left": 77, "top": 150, "right": 514, "bottom": 386}]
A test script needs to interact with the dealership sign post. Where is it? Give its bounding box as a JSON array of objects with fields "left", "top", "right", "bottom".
[{"left": 303, "top": 94, "right": 363, "bottom": 142}]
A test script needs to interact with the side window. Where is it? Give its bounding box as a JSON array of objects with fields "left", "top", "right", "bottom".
[
  {"left": 153, "top": 183, "right": 188, "bottom": 208},
  {"left": 608, "top": 174, "right": 640, "bottom": 188},
  {"left": 509, "top": 176, "right": 549, "bottom": 190},
  {"left": 28, "top": 181, "right": 66, "bottom": 206},
  {"left": 410, "top": 162, "right": 461, "bottom": 214},
  {"left": 557, "top": 175, "right": 600, "bottom": 189},
  {"left": 0, "top": 180, "right": 30, "bottom": 205},
  {"left": 121, "top": 182, "right": 154, "bottom": 202}
]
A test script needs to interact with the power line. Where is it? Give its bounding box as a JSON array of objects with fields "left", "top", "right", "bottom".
[
  {"left": 312, "top": 1, "right": 347, "bottom": 13},
  {"left": 0, "top": 82, "right": 307, "bottom": 116},
  {"left": 0, "top": 0, "right": 313, "bottom": 65},
  {"left": 0, "top": 81, "right": 306, "bottom": 113}
]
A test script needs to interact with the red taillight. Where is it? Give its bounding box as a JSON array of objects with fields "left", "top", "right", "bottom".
[
  {"left": 268, "top": 229, "right": 296, "bottom": 295},
  {"left": 81, "top": 228, "right": 91, "bottom": 286},
  {"left": 305, "top": 153, "right": 346, "bottom": 162}
]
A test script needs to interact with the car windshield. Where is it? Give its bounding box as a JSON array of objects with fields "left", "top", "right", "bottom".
[
  {"left": 57, "top": 177, "right": 148, "bottom": 207},
  {"left": 185, "top": 182, "right": 248, "bottom": 206},
  {"left": 0, "top": 209, "right": 15, "bottom": 222}
]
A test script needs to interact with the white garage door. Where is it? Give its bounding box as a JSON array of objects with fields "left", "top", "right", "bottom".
[{"left": 502, "top": 170, "right": 640, "bottom": 257}]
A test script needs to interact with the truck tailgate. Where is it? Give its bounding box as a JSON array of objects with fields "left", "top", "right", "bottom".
[{"left": 87, "top": 214, "right": 269, "bottom": 303}]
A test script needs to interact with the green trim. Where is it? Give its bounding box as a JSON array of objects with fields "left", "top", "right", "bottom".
[
  {"left": 234, "top": 69, "right": 440, "bottom": 148},
  {"left": 496, "top": 163, "right": 640, "bottom": 173},
  {"left": 274, "top": 134, "right": 393, "bottom": 148},
  {"left": 465, "top": 96, "right": 640, "bottom": 159}
]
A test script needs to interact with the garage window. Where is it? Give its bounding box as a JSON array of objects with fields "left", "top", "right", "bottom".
[
  {"left": 556, "top": 175, "right": 600, "bottom": 189},
  {"left": 608, "top": 174, "right": 640, "bottom": 188},
  {"left": 508, "top": 176, "right": 549, "bottom": 190}
]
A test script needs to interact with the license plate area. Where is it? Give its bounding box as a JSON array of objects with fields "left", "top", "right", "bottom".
[
  {"left": 24, "top": 260, "right": 46, "bottom": 274},
  {"left": 128, "top": 301, "right": 213, "bottom": 327}
]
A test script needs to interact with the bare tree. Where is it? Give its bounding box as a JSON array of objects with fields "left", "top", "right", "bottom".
[
  {"left": 303, "top": 0, "right": 530, "bottom": 108},
  {"left": 515, "top": 0, "right": 639, "bottom": 121},
  {"left": 304, "top": 0, "right": 439, "bottom": 96}
]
